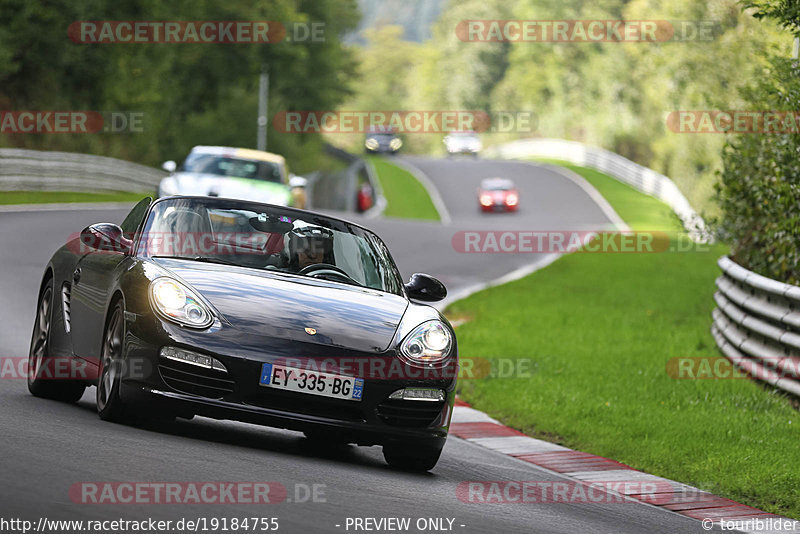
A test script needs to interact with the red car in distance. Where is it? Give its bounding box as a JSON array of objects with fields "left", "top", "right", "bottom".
[{"left": 478, "top": 178, "right": 519, "bottom": 212}]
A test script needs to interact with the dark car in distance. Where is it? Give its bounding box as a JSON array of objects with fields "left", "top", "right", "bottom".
[
  {"left": 364, "top": 126, "right": 403, "bottom": 154},
  {"left": 27, "top": 196, "right": 456, "bottom": 471}
]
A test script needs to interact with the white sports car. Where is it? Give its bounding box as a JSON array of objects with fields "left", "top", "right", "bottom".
[
  {"left": 159, "top": 146, "right": 305, "bottom": 208},
  {"left": 443, "top": 131, "right": 482, "bottom": 156}
]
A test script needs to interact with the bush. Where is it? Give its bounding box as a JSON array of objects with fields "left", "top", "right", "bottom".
[{"left": 716, "top": 56, "right": 800, "bottom": 285}]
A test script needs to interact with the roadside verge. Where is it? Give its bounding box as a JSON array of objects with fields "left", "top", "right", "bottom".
[
  {"left": 446, "top": 161, "right": 800, "bottom": 520},
  {"left": 366, "top": 156, "right": 442, "bottom": 222}
]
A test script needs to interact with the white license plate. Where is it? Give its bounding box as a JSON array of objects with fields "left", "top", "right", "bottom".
[{"left": 259, "top": 363, "right": 364, "bottom": 401}]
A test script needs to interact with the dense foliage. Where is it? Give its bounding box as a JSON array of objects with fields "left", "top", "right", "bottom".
[
  {"left": 337, "top": 0, "right": 787, "bottom": 215},
  {"left": 742, "top": 0, "right": 800, "bottom": 36},
  {"left": 0, "top": 0, "right": 359, "bottom": 173},
  {"left": 717, "top": 2, "right": 800, "bottom": 284}
]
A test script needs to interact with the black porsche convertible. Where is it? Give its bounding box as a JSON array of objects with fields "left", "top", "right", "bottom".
[{"left": 27, "top": 196, "right": 457, "bottom": 471}]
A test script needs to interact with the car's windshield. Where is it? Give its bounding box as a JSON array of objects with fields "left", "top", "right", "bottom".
[
  {"left": 181, "top": 153, "right": 284, "bottom": 184},
  {"left": 483, "top": 181, "right": 513, "bottom": 191},
  {"left": 138, "top": 197, "right": 404, "bottom": 295}
]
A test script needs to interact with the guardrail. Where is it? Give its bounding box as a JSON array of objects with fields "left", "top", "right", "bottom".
[
  {"left": 362, "top": 157, "right": 387, "bottom": 218},
  {"left": 307, "top": 144, "right": 385, "bottom": 216},
  {"left": 711, "top": 256, "right": 800, "bottom": 397},
  {"left": 485, "top": 138, "right": 709, "bottom": 242},
  {"left": 0, "top": 148, "right": 165, "bottom": 193}
]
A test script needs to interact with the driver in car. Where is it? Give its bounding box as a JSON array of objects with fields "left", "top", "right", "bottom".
[{"left": 285, "top": 225, "right": 335, "bottom": 271}]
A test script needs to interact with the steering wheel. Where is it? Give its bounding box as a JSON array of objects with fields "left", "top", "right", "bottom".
[{"left": 298, "top": 263, "right": 357, "bottom": 284}]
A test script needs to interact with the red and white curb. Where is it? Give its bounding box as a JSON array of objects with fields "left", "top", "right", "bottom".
[{"left": 451, "top": 400, "right": 799, "bottom": 533}]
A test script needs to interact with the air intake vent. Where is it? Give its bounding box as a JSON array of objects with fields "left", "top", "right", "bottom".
[
  {"left": 61, "top": 283, "right": 71, "bottom": 333},
  {"left": 376, "top": 399, "right": 445, "bottom": 428},
  {"left": 158, "top": 360, "right": 235, "bottom": 399}
]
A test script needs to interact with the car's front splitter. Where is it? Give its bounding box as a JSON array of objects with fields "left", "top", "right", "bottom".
[{"left": 120, "top": 380, "right": 451, "bottom": 449}]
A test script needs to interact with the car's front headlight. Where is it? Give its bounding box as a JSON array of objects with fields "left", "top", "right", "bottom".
[
  {"left": 390, "top": 138, "right": 402, "bottom": 150},
  {"left": 365, "top": 138, "right": 379, "bottom": 150},
  {"left": 149, "top": 277, "right": 213, "bottom": 328},
  {"left": 400, "top": 320, "right": 453, "bottom": 365}
]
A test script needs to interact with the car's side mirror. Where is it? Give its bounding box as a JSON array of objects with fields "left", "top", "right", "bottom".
[
  {"left": 162, "top": 160, "right": 177, "bottom": 173},
  {"left": 80, "top": 223, "right": 132, "bottom": 254},
  {"left": 405, "top": 273, "right": 447, "bottom": 302}
]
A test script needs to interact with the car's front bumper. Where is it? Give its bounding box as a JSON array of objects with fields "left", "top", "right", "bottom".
[
  {"left": 122, "top": 383, "right": 451, "bottom": 448},
  {"left": 481, "top": 203, "right": 517, "bottom": 212},
  {"left": 119, "top": 313, "right": 456, "bottom": 449}
]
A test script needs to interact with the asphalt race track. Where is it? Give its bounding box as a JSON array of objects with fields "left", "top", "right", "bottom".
[
  {"left": 0, "top": 158, "right": 711, "bottom": 533},
  {"left": 365, "top": 157, "right": 621, "bottom": 302}
]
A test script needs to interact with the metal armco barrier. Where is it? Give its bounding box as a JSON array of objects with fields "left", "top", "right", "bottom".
[
  {"left": 0, "top": 146, "right": 382, "bottom": 214},
  {"left": 712, "top": 256, "right": 800, "bottom": 397},
  {"left": 308, "top": 144, "right": 385, "bottom": 215},
  {"left": 485, "top": 138, "right": 709, "bottom": 242},
  {"left": 0, "top": 148, "right": 165, "bottom": 193}
]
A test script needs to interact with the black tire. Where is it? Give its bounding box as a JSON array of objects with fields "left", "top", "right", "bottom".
[
  {"left": 96, "top": 301, "right": 129, "bottom": 422},
  {"left": 27, "top": 278, "right": 86, "bottom": 403},
  {"left": 383, "top": 444, "right": 442, "bottom": 472}
]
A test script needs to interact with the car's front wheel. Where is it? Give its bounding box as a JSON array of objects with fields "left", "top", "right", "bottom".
[
  {"left": 96, "top": 301, "right": 129, "bottom": 422},
  {"left": 28, "top": 278, "right": 86, "bottom": 403},
  {"left": 383, "top": 443, "right": 442, "bottom": 472}
]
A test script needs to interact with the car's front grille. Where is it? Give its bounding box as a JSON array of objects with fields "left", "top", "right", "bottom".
[
  {"left": 158, "top": 360, "right": 235, "bottom": 399},
  {"left": 376, "top": 399, "right": 445, "bottom": 428}
]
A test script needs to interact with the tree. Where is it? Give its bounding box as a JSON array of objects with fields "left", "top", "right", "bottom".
[
  {"left": 742, "top": 0, "right": 800, "bottom": 36},
  {"left": 0, "top": 0, "right": 360, "bottom": 173}
]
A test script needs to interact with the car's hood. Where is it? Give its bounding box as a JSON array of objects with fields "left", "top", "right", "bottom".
[
  {"left": 161, "top": 173, "right": 291, "bottom": 206},
  {"left": 153, "top": 258, "right": 408, "bottom": 353}
]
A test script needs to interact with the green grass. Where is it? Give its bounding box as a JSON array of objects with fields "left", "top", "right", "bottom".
[
  {"left": 0, "top": 191, "right": 152, "bottom": 205},
  {"left": 448, "top": 163, "right": 800, "bottom": 518},
  {"left": 535, "top": 159, "right": 681, "bottom": 232},
  {"left": 366, "top": 156, "right": 439, "bottom": 221}
]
